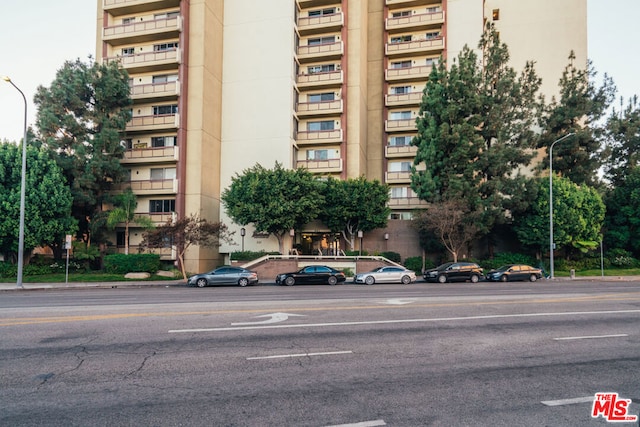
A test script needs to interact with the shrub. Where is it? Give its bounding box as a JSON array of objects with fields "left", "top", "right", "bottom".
[
  {"left": 481, "top": 252, "right": 537, "bottom": 270},
  {"left": 403, "top": 256, "right": 431, "bottom": 273},
  {"left": 345, "top": 250, "right": 369, "bottom": 256},
  {"left": 380, "top": 251, "right": 401, "bottom": 263},
  {"left": 606, "top": 248, "right": 639, "bottom": 268},
  {"left": 104, "top": 254, "right": 161, "bottom": 274}
]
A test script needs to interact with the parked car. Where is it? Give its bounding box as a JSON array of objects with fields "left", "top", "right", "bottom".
[
  {"left": 276, "top": 265, "right": 346, "bottom": 286},
  {"left": 424, "top": 262, "right": 483, "bottom": 283},
  {"left": 354, "top": 266, "right": 417, "bottom": 285},
  {"left": 485, "top": 264, "right": 543, "bottom": 282},
  {"left": 188, "top": 266, "right": 259, "bottom": 288}
]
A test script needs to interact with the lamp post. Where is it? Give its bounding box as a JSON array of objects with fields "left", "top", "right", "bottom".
[
  {"left": 240, "top": 227, "right": 246, "bottom": 252},
  {"left": 2, "top": 76, "right": 27, "bottom": 289},
  {"left": 549, "top": 132, "right": 575, "bottom": 280},
  {"left": 357, "top": 230, "right": 363, "bottom": 256}
]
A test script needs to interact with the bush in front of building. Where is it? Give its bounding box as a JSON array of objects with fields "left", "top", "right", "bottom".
[
  {"left": 480, "top": 252, "right": 538, "bottom": 270},
  {"left": 104, "top": 254, "right": 161, "bottom": 274},
  {"left": 403, "top": 256, "right": 434, "bottom": 274},
  {"left": 380, "top": 251, "right": 401, "bottom": 263}
]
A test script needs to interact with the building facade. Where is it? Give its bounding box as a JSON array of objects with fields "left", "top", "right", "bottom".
[{"left": 96, "top": 0, "right": 587, "bottom": 273}]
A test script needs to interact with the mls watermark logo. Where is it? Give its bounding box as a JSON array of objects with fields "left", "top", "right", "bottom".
[{"left": 591, "top": 392, "right": 638, "bottom": 423}]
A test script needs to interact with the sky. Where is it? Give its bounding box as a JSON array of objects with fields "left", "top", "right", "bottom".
[{"left": 1, "top": 0, "right": 639, "bottom": 143}]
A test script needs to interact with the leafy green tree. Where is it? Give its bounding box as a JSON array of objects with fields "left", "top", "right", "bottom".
[
  {"left": 319, "top": 176, "right": 390, "bottom": 250},
  {"left": 141, "top": 214, "right": 232, "bottom": 280},
  {"left": 513, "top": 176, "right": 605, "bottom": 257},
  {"left": 33, "top": 58, "right": 132, "bottom": 248},
  {"left": 0, "top": 142, "right": 77, "bottom": 263},
  {"left": 221, "top": 163, "right": 324, "bottom": 254},
  {"left": 604, "top": 95, "right": 640, "bottom": 186},
  {"left": 538, "top": 52, "right": 616, "bottom": 187},
  {"left": 412, "top": 24, "right": 542, "bottom": 242},
  {"left": 603, "top": 166, "right": 640, "bottom": 256},
  {"left": 106, "top": 188, "right": 155, "bottom": 255}
]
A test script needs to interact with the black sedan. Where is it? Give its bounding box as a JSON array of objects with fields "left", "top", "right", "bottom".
[
  {"left": 276, "top": 265, "right": 346, "bottom": 286},
  {"left": 187, "top": 266, "right": 259, "bottom": 288},
  {"left": 485, "top": 264, "right": 543, "bottom": 282}
]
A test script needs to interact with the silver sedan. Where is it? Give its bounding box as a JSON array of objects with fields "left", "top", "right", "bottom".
[{"left": 354, "top": 266, "right": 417, "bottom": 285}]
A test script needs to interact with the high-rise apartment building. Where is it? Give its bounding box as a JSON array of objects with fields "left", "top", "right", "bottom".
[{"left": 97, "top": 0, "right": 586, "bottom": 273}]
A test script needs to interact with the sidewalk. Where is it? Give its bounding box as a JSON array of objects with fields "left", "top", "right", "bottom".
[{"left": 0, "top": 280, "right": 186, "bottom": 291}]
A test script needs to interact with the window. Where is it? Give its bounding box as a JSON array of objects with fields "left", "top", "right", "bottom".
[
  {"left": 308, "top": 36, "right": 336, "bottom": 46},
  {"left": 124, "top": 138, "right": 133, "bottom": 150},
  {"left": 390, "top": 187, "right": 409, "bottom": 198},
  {"left": 390, "top": 35, "right": 412, "bottom": 43},
  {"left": 150, "top": 167, "right": 176, "bottom": 180},
  {"left": 153, "top": 105, "right": 178, "bottom": 115},
  {"left": 390, "top": 212, "right": 413, "bottom": 220},
  {"left": 426, "top": 6, "right": 440, "bottom": 13},
  {"left": 122, "top": 17, "right": 136, "bottom": 25},
  {"left": 308, "top": 93, "right": 335, "bottom": 102},
  {"left": 121, "top": 47, "right": 135, "bottom": 56},
  {"left": 389, "top": 136, "right": 411, "bottom": 146},
  {"left": 389, "top": 111, "right": 412, "bottom": 120},
  {"left": 426, "top": 57, "right": 439, "bottom": 66},
  {"left": 307, "top": 149, "right": 338, "bottom": 160},
  {"left": 492, "top": 9, "right": 500, "bottom": 20},
  {"left": 152, "top": 74, "right": 178, "bottom": 84},
  {"left": 308, "top": 64, "right": 336, "bottom": 74},
  {"left": 307, "top": 120, "right": 335, "bottom": 131},
  {"left": 392, "top": 10, "right": 411, "bottom": 18},
  {"left": 425, "top": 31, "right": 441, "bottom": 40},
  {"left": 154, "top": 11, "right": 180, "bottom": 19},
  {"left": 308, "top": 8, "right": 335, "bottom": 16},
  {"left": 153, "top": 42, "right": 178, "bottom": 52},
  {"left": 116, "top": 231, "right": 127, "bottom": 247},
  {"left": 151, "top": 136, "right": 177, "bottom": 147},
  {"left": 389, "top": 162, "right": 411, "bottom": 172},
  {"left": 391, "top": 60, "right": 412, "bottom": 69},
  {"left": 149, "top": 199, "right": 175, "bottom": 213},
  {"left": 390, "top": 86, "right": 411, "bottom": 95}
]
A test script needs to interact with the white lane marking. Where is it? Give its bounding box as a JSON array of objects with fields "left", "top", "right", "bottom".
[
  {"left": 168, "top": 309, "right": 640, "bottom": 333},
  {"left": 325, "top": 420, "right": 386, "bottom": 427},
  {"left": 541, "top": 396, "right": 594, "bottom": 406},
  {"left": 231, "top": 312, "right": 306, "bottom": 326},
  {"left": 386, "top": 298, "right": 417, "bottom": 305},
  {"left": 247, "top": 350, "right": 352, "bottom": 360},
  {"left": 554, "top": 334, "right": 628, "bottom": 341}
]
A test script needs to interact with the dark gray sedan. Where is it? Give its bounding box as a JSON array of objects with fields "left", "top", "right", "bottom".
[{"left": 188, "top": 266, "right": 259, "bottom": 288}]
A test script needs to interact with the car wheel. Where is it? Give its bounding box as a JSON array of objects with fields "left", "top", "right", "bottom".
[
  {"left": 365, "top": 276, "right": 375, "bottom": 285},
  {"left": 238, "top": 277, "right": 249, "bottom": 287},
  {"left": 284, "top": 276, "right": 295, "bottom": 286},
  {"left": 470, "top": 274, "right": 479, "bottom": 283},
  {"left": 401, "top": 275, "right": 411, "bottom": 285},
  {"left": 196, "top": 278, "right": 208, "bottom": 288},
  {"left": 328, "top": 276, "right": 338, "bottom": 286},
  {"left": 500, "top": 275, "right": 508, "bottom": 282},
  {"left": 529, "top": 274, "right": 538, "bottom": 282},
  {"left": 437, "top": 275, "right": 447, "bottom": 283}
]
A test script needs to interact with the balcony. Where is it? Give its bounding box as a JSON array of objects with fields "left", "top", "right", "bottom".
[
  {"left": 297, "top": 0, "right": 340, "bottom": 7},
  {"left": 385, "top": 92, "right": 423, "bottom": 107},
  {"left": 103, "top": 0, "right": 181, "bottom": 16},
  {"left": 116, "top": 178, "right": 178, "bottom": 195},
  {"left": 297, "top": 70, "right": 343, "bottom": 89},
  {"left": 298, "top": 12, "right": 344, "bottom": 35},
  {"left": 386, "top": 0, "right": 442, "bottom": 8},
  {"left": 385, "top": 171, "right": 412, "bottom": 184},
  {"left": 295, "top": 129, "right": 343, "bottom": 145},
  {"left": 385, "top": 64, "right": 433, "bottom": 82},
  {"left": 297, "top": 158, "right": 343, "bottom": 173},
  {"left": 127, "top": 113, "right": 179, "bottom": 132},
  {"left": 105, "top": 48, "right": 181, "bottom": 73},
  {"left": 296, "top": 100, "right": 343, "bottom": 117},
  {"left": 121, "top": 146, "right": 179, "bottom": 164},
  {"left": 388, "top": 196, "right": 429, "bottom": 209},
  {"left": 386, "top": 37, "right": 445, "bottom": 57},
  {"left": 385, "top": 119, "right": 416, "bottom": 132},
  {"left": 103, "top": 16, "right": 182, "bottom": 46},
  {"left": 297, "top": 41, "right": 343, "bottom": 63},
  {"left": 131, "top": 81, "right": 180, "bottom": 101},
  {"left": 386, "top": 144, "right": 418, "bottom": 158},
  {"left": 386, "top": 11, "right": 445, "bottom": 33}
]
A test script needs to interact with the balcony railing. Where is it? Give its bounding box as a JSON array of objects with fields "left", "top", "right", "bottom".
[
  {"left": 130, "top": 81, "right": 180, "bottom": 100},
  {"left": 385, "top": 37, "right": 445, "bottom": 56},
  {"left": 385, "top": 171, "right": 412, "bottom": 183},
  {"left": 127, "top": 113, "right": 179, "bottom": 132},
  {"left": 385, "top": 144, "right": 418, "bottom": 158},
  {"left": 103, "top": 16, "right": 181, "bottom": 45},
  {"left": 122, "top": 146, "right": 179, "bottom": 164},
  {"left": 388, "top": 197, "right": 429, "bottom": 208},
  {"left": 385, "top": 92, "right": 423, "bottom": 106},
  {"left": 116, "top": 178, "right": 178, "bottom": 194},
  {"left": 386, "top": 11, "right": 445, "bottom": 32},
  {"left": 297, "top": 70, "right": 343, "bottom": 88},
  {"left": 103, "top": 0, "right": 181, "bottom": 16},
  {"left": 105, "top": 48, "right": 180, "bottom": 72},
  {"left": 295, "top": 129, "right": 343, "bottom": 145},
  {"left": 297, "top": 158, "right": 343, "bottom": 173},
  {"left": 385, "top": 119, "right": 416, "bottom": 132},
  {"left": 296, "top": 99, "right": 343, "bottom": 116},
  {"left": 297, "top": 12, "right": 344, "bottom": 34},
  {"left": 297, "top": 41, "right": 343, "bottom": 62},
  {"left": 385, "top": 64, "right": 434, "bottom": 82}
]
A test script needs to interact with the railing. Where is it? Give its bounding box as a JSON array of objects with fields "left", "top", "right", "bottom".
[
  {"left": 296, "top": 129, "right": 343, "bottom": 144},
  {"left": 103, "top": 16, "right": 181, "bottom": 38},
  {"left": 241, "top": 254, "right": 403, "bottom": 270},
  {"left": 386, "top": 37, "right": 444, "bottom": 55},
  {"left": 386, "top": 64, "right": 434, "bottom": 80},
  {"left": 297, "top": 70, "right": 343, "bottom": 86},
  {"left": 130, "top": 81, "right": 179, "bottom": 98},
  {"left": 297, "top": 41, "right": 343, "bottom": 57},
  {"left": 296, "top": 99, "right": 343, "bottom": 114},
  {"left": 105, "top": 48, "right": 180, "bottom": 69},
  {"left": 298, "top": 12, "right": 343, "bottom": 30},
  {"left": 123, "top": 146, "right": 178, "bottom": 161},
  {"left": 386, "top": 10, "right": 445, "bottom": 30}
]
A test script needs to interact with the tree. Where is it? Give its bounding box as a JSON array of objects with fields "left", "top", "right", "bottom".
[
  {"left": 319, "top": 176, "right": 390, "bottom": 250},
  {"left": 604, "top": 95, "right": 640, "bottom": 186},
  {"left": 221, "top": 163, "right": 324, "bottom": 254},
  {"left": 412, "top": 200, "right": 480, "bottom": 262},
  {"left": 603, "top": 166, "right": 640, "bottom": 256},
  {"left": 412, "top": 24, "right": 543, "bottom": 242},
  {"left": 538, "top": 52, "right": 616, "bottom": 187},
  {"left": 33, "top": 58, "right": 132, "bottom": 248},
  {"left": 0, "top": 142, "right": 77, "bottom": 263},
  {"left": 141, "top": 214, "right": 232, "bottom": 280},
  {"left": 106, "top": 188, "right": 155, "bottom": 255},
  {"left": 513, "top": 176, "right": 605, "bottom": 258}
]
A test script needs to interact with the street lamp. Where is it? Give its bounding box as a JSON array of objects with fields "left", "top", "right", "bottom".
[
  {"left": 240, "top": 227, "right": 246, "bottom": 252},
  {"left": 357, "top": 230, "right": 363, "bottom": 256},
  {"left": 549, "top": 132, "right": 575, "bottom": 279},
  {"left": 2, "top": 76, "right": 28, "bottom": 289}
]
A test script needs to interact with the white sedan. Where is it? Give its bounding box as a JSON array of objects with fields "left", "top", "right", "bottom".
[{"left": 354, "top": 266, "right": 417, "bottom": 285}]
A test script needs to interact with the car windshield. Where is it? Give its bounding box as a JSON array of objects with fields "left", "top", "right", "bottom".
[{"left": 436, "top": 263, "right": 454, "bottom": 271}]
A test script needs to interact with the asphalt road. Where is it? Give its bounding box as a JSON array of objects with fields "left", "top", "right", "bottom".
[{"left": 1, "top": 281, "right": 639, "bottom": 426}]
